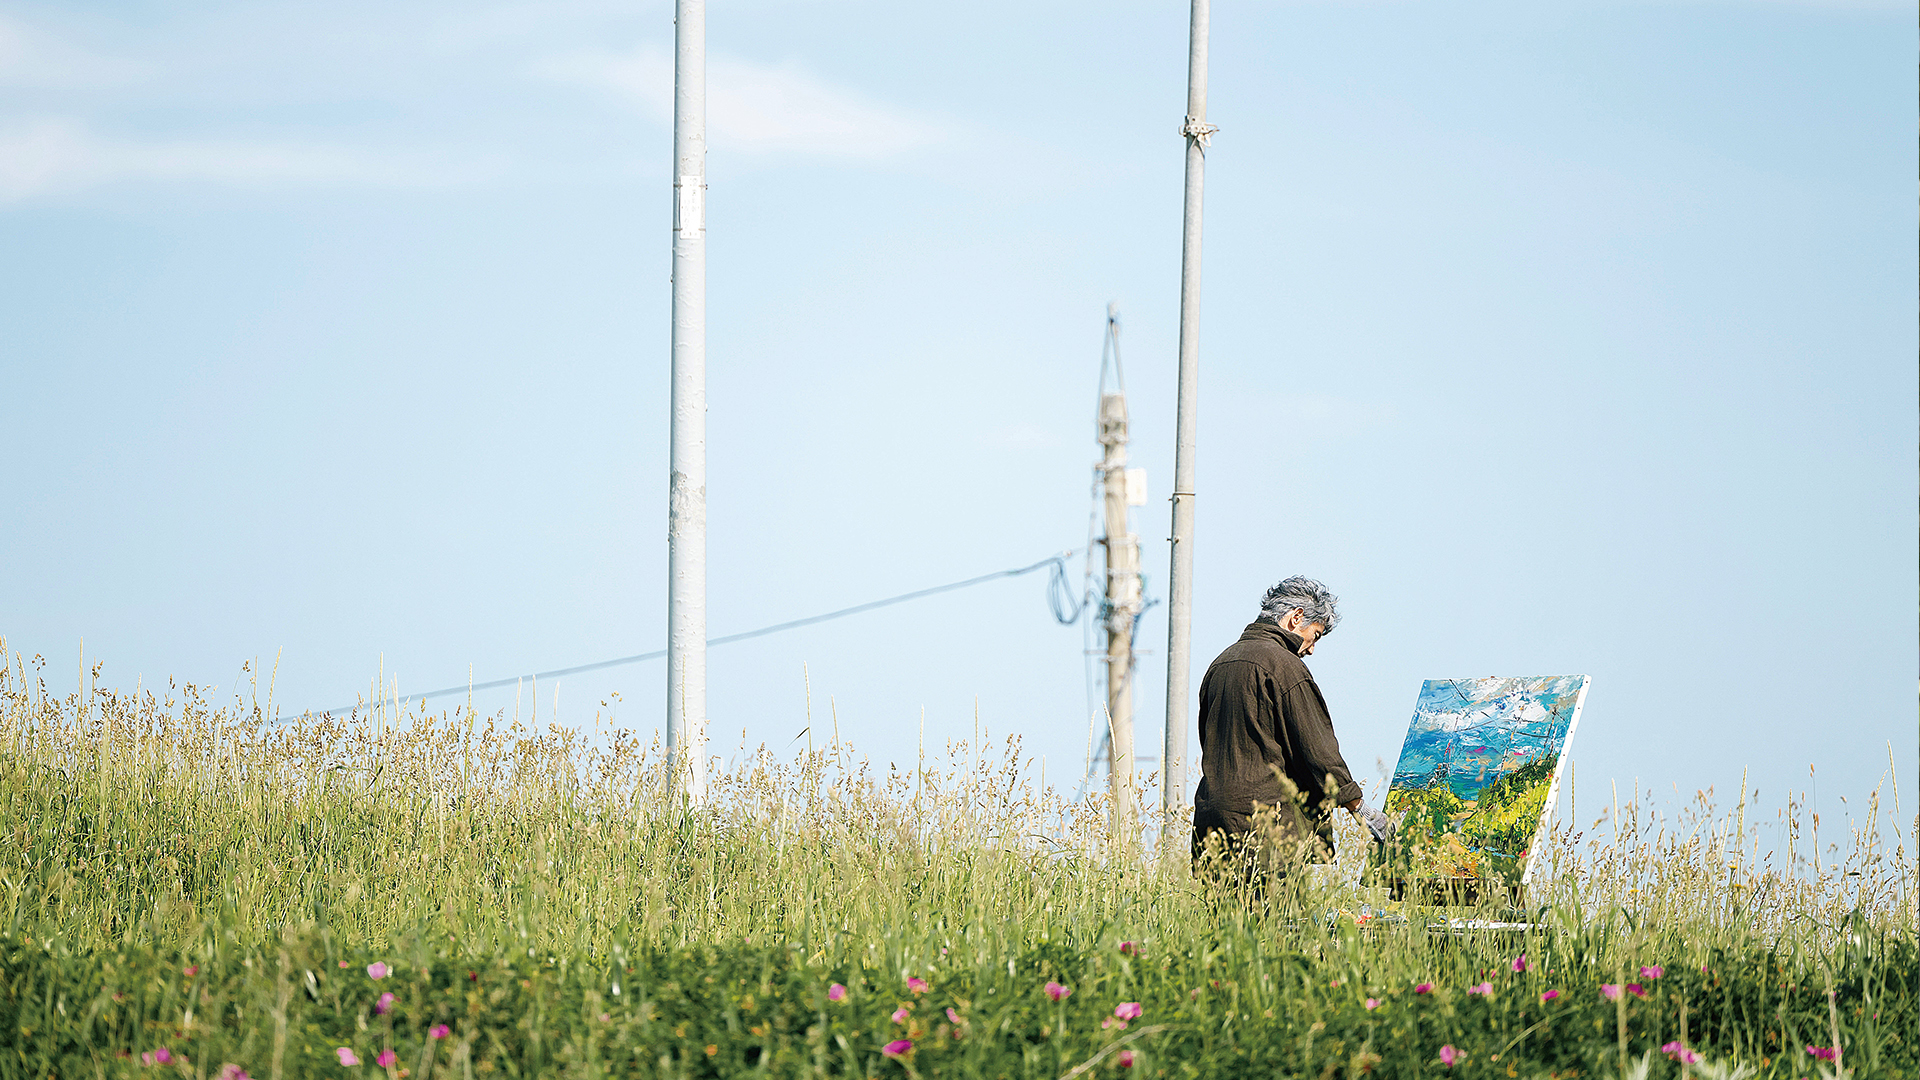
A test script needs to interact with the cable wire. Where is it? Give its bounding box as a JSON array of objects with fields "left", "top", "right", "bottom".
[{"left": 292, "top": 550, "right": 1080, "bottom": 719}]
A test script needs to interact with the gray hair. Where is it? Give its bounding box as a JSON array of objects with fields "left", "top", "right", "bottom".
[{"left": 1257, "top": 576, "right": 1341, "bottom": 635}]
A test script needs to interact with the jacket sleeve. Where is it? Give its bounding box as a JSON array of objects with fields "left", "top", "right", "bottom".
[{"left": 1277, "top": 675, "right": 1363, "bottom": 807}]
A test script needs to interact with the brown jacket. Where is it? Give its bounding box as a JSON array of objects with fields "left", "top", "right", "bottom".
[{"left": 1192, "top": 621, "right": 1363, "bottom": 850}]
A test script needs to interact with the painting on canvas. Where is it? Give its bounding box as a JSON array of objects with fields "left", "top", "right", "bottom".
[{"left": 1369, "top": 675, "right": 1590, "bottom": 887}]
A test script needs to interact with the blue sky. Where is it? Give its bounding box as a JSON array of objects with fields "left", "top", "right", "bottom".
[{"left": 2, "top": 0, "right": 1912, "bottom": 843}]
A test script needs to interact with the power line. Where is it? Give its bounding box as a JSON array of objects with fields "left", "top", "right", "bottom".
[{"left": 293, "top": 550, "right": 1080, "bottom": 719}]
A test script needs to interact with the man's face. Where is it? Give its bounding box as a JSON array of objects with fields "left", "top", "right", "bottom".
[{"left": 1278, "top": 608, "right": 1328, "bottom": 656}]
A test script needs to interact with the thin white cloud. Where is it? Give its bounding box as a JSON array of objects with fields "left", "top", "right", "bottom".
[
  {"left": 0, "top": 15, "right": 146, "bottom": 87},
  {"left": 0, "top": 119, "right": 484, "bottom": 202},
  {"left": 535, "top": 45, "right": 942, "bottom": 159}
]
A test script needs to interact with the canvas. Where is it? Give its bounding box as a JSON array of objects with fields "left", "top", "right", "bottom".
[{"left": 1369, "top": 675, "right": 1590, "bottom": 889}]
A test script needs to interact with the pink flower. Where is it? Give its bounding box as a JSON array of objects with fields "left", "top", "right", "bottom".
[
  {"left": 1540, "top": 989, "right": 1561, "bottom": 1002},
  {"left": 1119, "top": 941, "right": 1137, "bottom": 956},
  {"left": 1467, "top": 982, "right": 1493, "bottom": 996},
  {"left": 891, "top": 1007, "right": 910, "bottom": 1024},
  {"left": 374, "top": 992, "right": 395, "bottom": 1016},
  {"left": 827, "top": 983, "right": 847, "bottom": 1002},
  {"left": 428, "top": 1025, "right": 450, "bottom": 1039},
  {"left": 366, "top": 962, "right": 389, "bottom": 980},
  {"left": 375, "top": 1049, "right": 396, "bottom": 1068},
  {"left": 218, "top": 1065, "right": 251, "bottom": 1080},
  {"left": 1044, "top": 980, "right": 1072, "bottom": 1002},
  {"left": 882, "top": 1039, "right": 913, "bottom": 1058},
  {"left": 1439, "top": 1044, "right": 1459, "bottom": 1067},
  {"left": 155, "top": 1049, "right": 173, "bottom": 1064},
  {"left": 1114, "top": 1002, "right": 1143, "bottom": 1021},
  {"left": 1364, "top": 998, "right": 1381, "bottom": 1010},
  {"left": 141, "top": 1053, "right": 154, "bottom": 1066},
  {"left": 1600, "top": 984, "right": 1621, "bottom": 1001},
  {"left": 1662, "top": 1041, "right": 1700, "bottom": 1064},
  {"left": 1117, "top": 1049, "right": 1136, "bottom": 1068},
  {"left": 1511, "top": 954, "right": 1527, "bottom": 973},
  {"left": 1414, "top": 982, "right": 1433, "bottom": 995},
  {"left": 338, "top": 961, "right": 351, "bottom": 969},
  {"left": 335, "top": 1048, "right": 361, "bottom": 1067},
  {"left": 1639, "top": 965, "right": 1664, "bottom": 980},
  {"left": 946, "top": 1007, "right": 962, "bottom": 1025},
  {"left": 1626, "top": 984, "right": 1647, "bottom": 998},
  {"left": 1806, "top": 1046, "right": 1839, "bottom": 1062},
  {"left": 906, "top": 977, "right": 930, "bottom": 994},
  {"left": 184, "top": 966, "right": 199, "bottom": 977}
]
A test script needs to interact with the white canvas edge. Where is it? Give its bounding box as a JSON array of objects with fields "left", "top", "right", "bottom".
[{"left": 1519, "top": 674, "right": 1591, "bottom": 891}]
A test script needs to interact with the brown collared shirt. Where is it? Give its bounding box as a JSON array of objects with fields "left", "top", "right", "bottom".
[{"left": 1193, "top": 620, "right": 1363, "bottom": 843}]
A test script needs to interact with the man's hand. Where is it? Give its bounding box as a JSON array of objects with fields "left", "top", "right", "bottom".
[{"left": 1354, "top": 804, "right": 1398, "bottom": 844}]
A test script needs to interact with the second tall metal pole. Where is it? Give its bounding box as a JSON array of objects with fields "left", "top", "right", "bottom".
[
  {"left": 1163, "top": 0, "right": 1212, "bottom": 854},
  {"left": 667, "top": 0, "right": 708, "bottom": 804}
]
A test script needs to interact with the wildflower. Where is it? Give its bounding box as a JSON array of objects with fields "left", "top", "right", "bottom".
[
  {"left": 1115, "top": 1002, "right": 1143, "bottom": 1021},
  {"left": 827, "top": 983, "right": 847, "bottom": 1002},
  {"left": 1045, "top": 980, "right": 1072, "bottom": 1002},
  {"left": 946, "top": 1007, "right": 962, "bottom": 1025},
  {"left": 1662, "top": 1041, "right": 1700, "bottom": 1065},
  {"left": 1806, "top": 1046, "right": 1839, "bottom": 1062},
  {"left": 184, "top": 965, "right": 199, "bottom": 977},
  {"left": 1119, "top": 941, "right": 1137, "bottom": 956},
  {"left": 375, "top": 1050, "right": 397, "bottom": 1068},
  {"left": 339, "top": 961, "right": 351, "bottom": 969},
  {"left": 1414, "top": 983, "right": 1433, "bottom": 995},
  {"left": 142, "top": 1049, "right": 173, "bottom": 1066},
  {"left": 218, "top": 1065, "right": 251, "bottom": 1080},
  {"left": 891, "top": 1007, "right": 910, "bottom": 1024},
  {"left": 1626, "top": 984, "right": 1647, "bottom": 998},
  {"left": 1467, "top": 982, "right": 1492, "bottom": 996},
  {"left": 1639, "top": 965, "right": 1664, "bottom": 980},
  {"left": 335, "top": 1048, "right": 361, "bottom": 1067},
  {"left": 1439, "top": 1045, "right": 1459, "bottom": 1067},
  {"left": 906, "top": 977, "right": 930, "bottom": 994},
  {"left": 598, "top": 1013, "right": 610, "bottom": 1022},
  {"left": 366, "top": 962, "right": 389, "bottom": 980},
  {"left": 882, "top": 1039, "right": 913, "bottom": 1059},
  {"left": 1511, "top": 954, "right": 1527, "bottom": 973},
  {"left": 429, "top": 1025, "right": 450, "bottom": 1040},
  {"left": 1600, "top": 984, "right": 1621, "bottom": 1001},
  {"left": 1117, "top": 1050, "right": 1136, "bottom": 1068},
  {"left": 1364, "top": 998, "right": 1381, "bottom": 1010},
  {"left": 1540, "top": 989, "right": 1560, "bottom": 1002},
  {"left": 374, "top": 992, "right": 395, "bottom": 1015}
]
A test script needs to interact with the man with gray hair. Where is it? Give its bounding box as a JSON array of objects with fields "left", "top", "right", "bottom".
[{"left": 1191, "top": 575, "right": 1397, "bottom": 884}]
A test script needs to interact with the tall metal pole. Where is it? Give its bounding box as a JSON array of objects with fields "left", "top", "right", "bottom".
[
  {"left": 1163, "top": 0, "right": 1213, "bottom": 853},
  {"left": 1098, "top": 308, "right": 1142, "bottom": 855},
  {"left": 666, "top": 0, "right": 708, "bottom": 803}
]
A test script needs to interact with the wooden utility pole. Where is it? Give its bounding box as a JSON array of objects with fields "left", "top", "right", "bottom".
[{"left": 1098, "top": 306, "right": 1144, "bottom": 853}]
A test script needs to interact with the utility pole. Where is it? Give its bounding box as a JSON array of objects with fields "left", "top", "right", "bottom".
[
  {"left": 1163, "top": 0, "right": 1213, "bottom": 854},
  {"left": 1097, "top": 305, "right": 1144, "bottom": 854},
  {"left": 666, "top": 0, "right": 708, "bottom": 803}
]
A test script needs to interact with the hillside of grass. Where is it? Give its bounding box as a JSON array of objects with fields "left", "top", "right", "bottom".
[{"left": 0, "top": 643, "right": 1913, "bottom": 1079}]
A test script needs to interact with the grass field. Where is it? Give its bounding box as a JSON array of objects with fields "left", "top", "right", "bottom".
[{"left": 1, "top": 644, "right": 1913, "bottom": 1079}]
